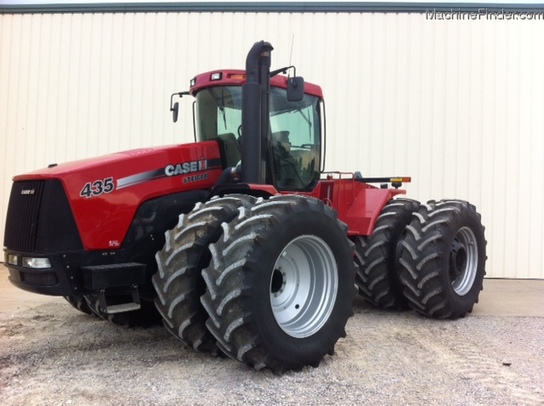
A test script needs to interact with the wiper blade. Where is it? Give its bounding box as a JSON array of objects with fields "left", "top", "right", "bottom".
[{"left": 208, "top": 87, "right": 227, "bottom": 129}]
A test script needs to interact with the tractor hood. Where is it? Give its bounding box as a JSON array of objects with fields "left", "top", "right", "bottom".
[
  {"left": 17, "top": 143, "right": 217, "bottom": 179},
  {"left": 10, "top": 141, "right": 223, "bottom": 250}
]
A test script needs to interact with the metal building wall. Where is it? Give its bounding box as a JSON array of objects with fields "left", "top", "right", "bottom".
[{"left": 1, "top": 12, "right": 543, "bottom": 278}]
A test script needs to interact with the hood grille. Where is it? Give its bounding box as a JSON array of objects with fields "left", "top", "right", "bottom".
[
  {"left": 4, "top": 179, "right": 83, "bottom": 253},
  {"left": 4, "top": 180, "right": 45, "bottom": 252}
]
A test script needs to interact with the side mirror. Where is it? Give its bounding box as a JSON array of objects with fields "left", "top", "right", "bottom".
[
  {"left": 171, "top": 102, "right": 179, "bottom": 123},
  {"left": 170, "top": 91, "right": 189, "bottom": 123},
  {"left": 287, "top": 76, "right": 305, "bottom": 102}
]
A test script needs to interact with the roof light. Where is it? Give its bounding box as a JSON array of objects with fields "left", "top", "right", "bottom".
[
  {"left": 210, "top": 72, "right": 222, "bottom": 81},
  {"left": 190, "top": 78, "right": 196, "bottom": 87},
  {"left": 228, "top": 74, "right": 246, "bottom": 80}
]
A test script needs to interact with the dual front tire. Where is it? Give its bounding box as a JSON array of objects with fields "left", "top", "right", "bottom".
[
  {"left": 201, "top": 195, "right": 355, "bottom": 373},
  {"left": 155, "top": 194, "right": 356, "bottom": 373}
]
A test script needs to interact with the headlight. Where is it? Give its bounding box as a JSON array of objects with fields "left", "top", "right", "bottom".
[
  {"left": 6, "top": 253, "right": 19, "bottom": 265},
  {"left": 22, "top": 257, "right": 51, "bottom": 269}
]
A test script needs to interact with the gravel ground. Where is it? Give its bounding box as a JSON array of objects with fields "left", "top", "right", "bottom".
[{"left": 1, "top": 289, "right": 543, "bottom": 406}]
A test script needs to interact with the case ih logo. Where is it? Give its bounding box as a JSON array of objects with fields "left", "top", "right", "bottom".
[
  {"left": 21, "top": 189, "right": 35, "bottom": 195},
  {"left": 165, "top": 160, "right": 207, "bottom": 177},
  {"left": 115, "top": 158, "right": 220, "bottom": 191}
]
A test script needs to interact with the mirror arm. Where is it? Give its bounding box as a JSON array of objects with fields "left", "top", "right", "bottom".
[
  {"left": 270, "top": 65, "right": 295, "bottom": 78},
  {"left": 170, "top": 91, "right": 189, "bottom": 123},
  {"left": 170, "top": 91, "right": 189, "bottom": 111}
]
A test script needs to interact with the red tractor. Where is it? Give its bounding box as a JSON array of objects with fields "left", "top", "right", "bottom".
[{"left": 3, "top": 41, "right": 486, "bottom": 373}]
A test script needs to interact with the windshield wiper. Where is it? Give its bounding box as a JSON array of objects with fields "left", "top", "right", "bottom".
[
  {"left": 293, "top": 108, "right": 313, "bottom": 141},
  {"left": 208, "top": 87, "right": 227, "bottom": 129}
]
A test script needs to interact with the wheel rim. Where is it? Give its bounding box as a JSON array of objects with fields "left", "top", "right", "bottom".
[
  {"left": 449, "top": 227, "right": 478, "bottom": 296},
  {"left": 270, "top": 235, "right": 338, "bottom": 338}
]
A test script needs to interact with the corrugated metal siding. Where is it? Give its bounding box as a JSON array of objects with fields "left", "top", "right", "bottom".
[{"left": 1, "top": 12, "right": 543, "bottom": 278}]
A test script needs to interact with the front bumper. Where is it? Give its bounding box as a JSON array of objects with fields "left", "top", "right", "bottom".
[
  {"left": 4, "top": 250, "right": 146, "bottom": 297},
  {"left": 5, "top": 251, "right": 78, "bottom": 296}
]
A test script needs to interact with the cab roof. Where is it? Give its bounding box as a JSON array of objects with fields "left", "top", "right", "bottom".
[{"left": 189, "top": 69, "right": 324, "bottom": 98}]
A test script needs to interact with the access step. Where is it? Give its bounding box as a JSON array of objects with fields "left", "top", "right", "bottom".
[{"left": 97, "top": 284, "right": 141, "bottom": 315}]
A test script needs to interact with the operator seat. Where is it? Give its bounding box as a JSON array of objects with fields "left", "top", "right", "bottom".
[
  {"left": 272, "top": 131, "right": 302, "bottom": 190},
  {"left": 217, "top": 132, "right": 241, "bottom": 168}
]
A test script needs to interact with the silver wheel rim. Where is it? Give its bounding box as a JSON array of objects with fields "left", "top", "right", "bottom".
[
  {"left": 270, "top": 235, "right": 338, "bottom": 338},
  {"left": 449, "top": 227, "right": 478, "bottom": 296}
]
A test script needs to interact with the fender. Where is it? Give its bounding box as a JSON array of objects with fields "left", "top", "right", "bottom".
[
  {"left": 212, "top": 178, "right": 406, "bottom": 236},
  {"left": 208, "top": 182, "right": 279, "bottom": 200},
  {"left": 308, "top": 179, "right": 406, "bottom": 236},
  {"left": 343, "top": 187, "right": 406, "bottom": 236}
]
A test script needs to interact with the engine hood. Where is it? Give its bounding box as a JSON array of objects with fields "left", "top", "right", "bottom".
[{"left": 11, "top": 141, "right": 224, "bottom": 250}]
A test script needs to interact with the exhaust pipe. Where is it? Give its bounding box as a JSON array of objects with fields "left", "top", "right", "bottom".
[{"left": 241, "top": 40, "right": 273, "bottom": 184}]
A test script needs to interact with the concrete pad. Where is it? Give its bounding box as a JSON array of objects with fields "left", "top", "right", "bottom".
[{"left": 473, "top": 278, "right": 544, "bottom": 317}]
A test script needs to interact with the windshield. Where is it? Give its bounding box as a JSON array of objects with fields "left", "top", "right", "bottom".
[{"left": 195, "top": 86, "right": 321, "bottom": 191}]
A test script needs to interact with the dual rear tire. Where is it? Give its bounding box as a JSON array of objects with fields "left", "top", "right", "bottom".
[
  {"left": 352, "top": 198, "right": 420, "bottom": 309},
  {"left": 397, "top": 200, "right": 487, "bottom": 319},
  {"left": 354, "top": 198, "right": 486, "bottom": 320}
]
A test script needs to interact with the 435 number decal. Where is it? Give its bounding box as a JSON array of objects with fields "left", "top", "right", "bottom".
[{"left": 80, "top": 177, "right": 115, "bottom": 198}]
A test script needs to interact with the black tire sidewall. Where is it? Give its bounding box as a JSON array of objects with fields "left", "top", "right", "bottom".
[
  {"left": 245, "top": 206, "right": 354, "bottom": 365},
  {"left": 436, "top": 204, "right": 486, "bottom": 315}
]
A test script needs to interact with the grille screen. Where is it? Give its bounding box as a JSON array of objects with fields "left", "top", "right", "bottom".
[
  {"left": 4, "top": 180, "right": 45, "bottom": 252},
  {"left": 4, "top": 179, "right": 83, "bottom": 253}
]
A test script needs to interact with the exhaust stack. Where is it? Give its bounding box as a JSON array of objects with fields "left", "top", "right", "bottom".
[{"left": 241, "top": 40, "right": 273, "bottom": 184}]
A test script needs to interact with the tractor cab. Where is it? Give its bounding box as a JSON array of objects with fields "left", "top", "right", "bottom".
[{"left": 174, "top": 68, "right": 325, "bottom": 191}]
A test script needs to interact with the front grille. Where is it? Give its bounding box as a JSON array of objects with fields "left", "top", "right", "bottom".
[
  {"left": 4, "top": 179, "right": 83, "bottom": 253},
  {"left": 4, "top": 180, "right": 45, "bottom": 252}
]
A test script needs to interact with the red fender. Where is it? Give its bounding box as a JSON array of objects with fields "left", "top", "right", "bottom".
[{"left": 306, "top": 179, "right": 406, "bottom": 236}]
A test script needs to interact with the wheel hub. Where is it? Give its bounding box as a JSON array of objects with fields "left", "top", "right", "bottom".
[
  {"left": 449, "top": 227, "right": 478, "bottom": 296},
  {"left": 450, "top": 239, "right": 467, "bottom": 279},
  {"left": 269, "top": 235, "right": 338, "bottom": 339}
]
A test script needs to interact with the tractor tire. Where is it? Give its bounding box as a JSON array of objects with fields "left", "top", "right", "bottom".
[
  {"left": 397, "top": 200, "right": 487, "bottom": 319},
  {"left": 63, "top": 295, "right": 94, "bottom": 315},
  {"left": 152, "top": 195, "right": 256, "bottom": 354},
  {"left": 201, "top": 195, "right": 356, "bottom": 373},
  {"left": 352, "top": 198, "right": 420, "bottom": 309},
  {"left": 84, "top": 295, "right": 161, "bottom": 328}
]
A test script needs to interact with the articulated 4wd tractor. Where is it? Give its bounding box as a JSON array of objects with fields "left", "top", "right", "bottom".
[{"left": 3, "top": 41, "right": 486, "bottom": 373}]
